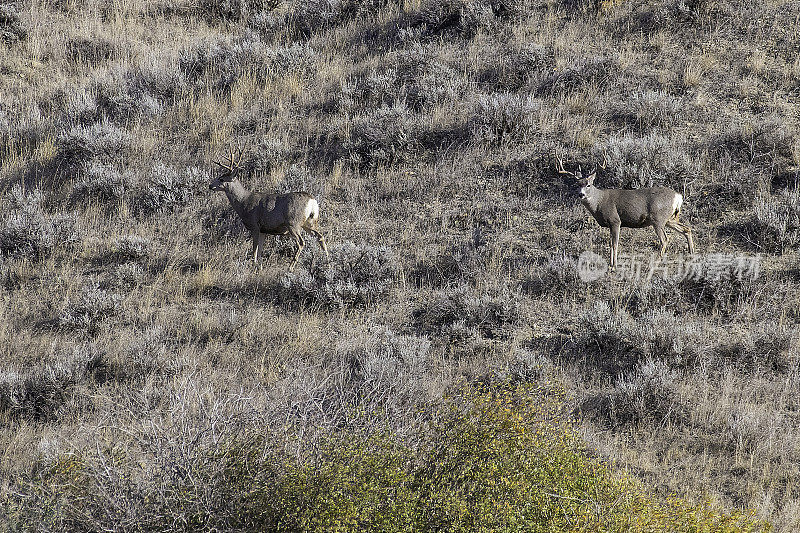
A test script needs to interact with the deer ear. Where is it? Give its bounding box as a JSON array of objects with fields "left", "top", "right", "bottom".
[{"left": 586, "top": 173, "right": 596, "bottom": 185}]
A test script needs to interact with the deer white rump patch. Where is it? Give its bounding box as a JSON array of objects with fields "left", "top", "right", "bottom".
[
  {"left": 305, "top": 198, "right": 319, "bottom": 222},
  {"left": 672, "top": 193, "right": 683, "bottom": 216}
]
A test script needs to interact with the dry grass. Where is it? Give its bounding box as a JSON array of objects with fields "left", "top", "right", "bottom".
[{"left": 1, "top": 0, "right": 800, "bottom": 529}]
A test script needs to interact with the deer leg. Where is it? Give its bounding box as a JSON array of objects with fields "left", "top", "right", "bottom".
[
  {"left": 257, "top": 233, "right": 267, "bottom": 269},
  {"left": 288, "top": 228, "right": 304, "bottom": 271},
  {"left": 303, "top": 226, "right": 329, "bottom": 260},
  {"left": 251, "top": 232, "right": 261, "bottom": 265},
  {"left": 654, "top": 224, "right": 668, "bottom": 256},
  {"left": 609, "top": 224, "right": 620, "bottom": 270},
  {"left": 666, "top": 219, "right": 695, "bottom": 254}
]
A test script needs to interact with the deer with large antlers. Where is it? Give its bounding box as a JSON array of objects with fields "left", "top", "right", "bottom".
[
  {"left": 209, "top": 145, "right": 329, "bottom": 270},
  {"left": 556, "top": 154, "right": 695, "bottom": 269}
]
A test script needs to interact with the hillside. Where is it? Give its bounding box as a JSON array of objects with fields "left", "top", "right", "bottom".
[{"left": 0, "top": 0, "right": 798, "bottom": 530}]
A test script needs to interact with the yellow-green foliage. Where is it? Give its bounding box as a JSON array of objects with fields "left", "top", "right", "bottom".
[
  {"left": 246, "top": 386, "right": 770, "bottom": 532},
  {"left": 4, "top": 385, "right": 770, "bottom": 532}
]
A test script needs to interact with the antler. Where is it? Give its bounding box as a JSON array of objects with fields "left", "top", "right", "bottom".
[
  {"left": 214, "top": 141, "right": 246, "bottom": 174},
  {"left": 598, "top": 150, "right": 609, "bottom": 170},
  {"left": 590, "top": 150, "right": 609, "bottom": 175},
  {"left": 233, "top": 140, "right": 245, "bottom": 168},
  {"left": 555, "top": 154, "right": 579, "bottom": 178}
]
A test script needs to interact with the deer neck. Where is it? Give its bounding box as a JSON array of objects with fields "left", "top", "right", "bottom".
[
  {"left": 581, "top": 187, "right": 606, "bottom": 214},
  {"left": 223, "top": 180, "right": 251, "bottom": 216}
]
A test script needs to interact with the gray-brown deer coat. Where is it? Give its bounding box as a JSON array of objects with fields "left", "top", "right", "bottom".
[
  {"left": 210, "top": 151, "right": 328, "bottom": 270},
  {"left": 557, "top": 157, "right": 695, "bottom": 269}
]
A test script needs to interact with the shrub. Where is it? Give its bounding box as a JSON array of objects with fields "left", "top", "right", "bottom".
[
  {"left": 197, "top": 0, "right": 277, "bottom": 22},
  {"left": 120, "top": 326, "right": 170, "bottom": 380},
  {"left": 393, "top": 43, "right": 461, "bottom": 109},
  {"left": 417, "top": 0, "right": 523, "bottom": 38},
  {"left": 70, "top": 160, "right": 130, "bottom": 205},
  {"left": 287, "top": 0, "right": 392, "bottom": 39},
  {"left": 108, "top": 235, "right": 152, "bottom": 261},
  {"left": 481, "top": 42, "right": 553, "bottom": 92},
  {"left": 346, "top": 104, "right": 419, "bottom": 168},
  {"left": 0, "top": 369, "right": 72, "bottom": 422},
  {"left": 65, "top": 89, "right": 101, "bottom": 125},
  {"left": 582, "top": 359, "right": 686, "bottom": 427},
  {"left": 412, "top": 231, "right": 489, "bottom": 286},
  {"left": 0, "top": 186, "right": 80, "bottom": 259},
  {"left": 90, "top": 68, "right": 165, "bottom": 123},
  {"left": 111, "top": 262, "right": 147, "bottom": 290},
  {"left": 710, "top": 115, "right": 796, "bottom": 166},
  {"left": 525, "top": 252, "right": 582, "bottom": 296},
  {"left": 340, "top": 68, "right": 400, "bottom": 111},
  {"left": 126, "top": 56, "right": 187, "bottom": 102},
  {"left": 2, "top": 385, "right": 770, "bottom": 531},
  {"left": 573, "top": 303, "right": 708, "bottom": 377},
  {"left": 248, "top": 9, "right": 282, "bottom": 35},
  {"left": 558, "top": 0, "right": 602, "bottom": 15},
  {"left": 0, "top": 3, "right": 25, "bottom": 43},
  {"left": 270, "top": 164, "right": 325, "bottom": 198},
  {"left": 279, "top": 241, "right": 399, "bottom": 308},
  {"left": 0, "top": 104, "right": 48, "bottom": 158},
  {"left": 56, "top": 120, "right": 132, "bottom": 167},
  {"left": 600, "top": 132, "right": 697, "bottom": 188},
  {"left": 470, "top": 92, "right": 538, "bottom": 145},
  {"left": 537, "top": 55, "right": 619, "bottom": 95},
  {"left": 611, "top": 0, "right": 724, "bottom": 33},
  {"left": 0, "top": 104, "right": 8, "bottom": 137},
  {"left": 65, "top": 36, "right": 115, "bottom": 63},
  {"left": 245, "top": 138, "right": 290, "bottom": 174},
  {"left": 675, "top": 255, "right": 763, "bottom": 316},
  {"left": 59, "top": 282, "right": 121, "bottom": 333},
  {"left": 265, "top": 42, "right": 317, "bottom": 77},
  {"left": 573, "top": 300, "right": 791, "bottom": 378},
  {"left": 414, "top": 285, "right": 521, "bottom": 350},
  {"left": 290, "top": 327, "right": 434, "bottom": 423},
  {"left": 611, "top": 90, "right": 684, "bottom": 131},
  {"left": 499, "top": 347, "right": 554, "bottom": 383},
  {"left": 135, "top": 164, "right": 208, "bottom": 214},
  {"left": 752, "top": 187, "right": 800, "bottom": 252},
  {"left": 179, "top": 38, "right": 238, "bottom": 88},
  {"left": 341, "top": 45, "right": 461, "bottom": 112},
  {"left": 0, "top": 345, "right": 105, "bottom": 422},
  {"left": 723, "top": 322, "right": 796, "bottom": 372},
  {"left": 179, "top": 37, "right": 317, "bottom": 93}
]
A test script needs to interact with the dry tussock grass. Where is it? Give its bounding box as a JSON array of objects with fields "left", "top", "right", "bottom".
[{"left": 1, "top": 0, "right": 799, "bottom": 529}]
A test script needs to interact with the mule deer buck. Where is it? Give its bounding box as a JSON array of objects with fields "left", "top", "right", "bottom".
[
  {"left": 556, "top": 155, "right": 695, "bottom": 269},
  {"left": 209, "top": 145, "right": 329, "bottom": 270}
]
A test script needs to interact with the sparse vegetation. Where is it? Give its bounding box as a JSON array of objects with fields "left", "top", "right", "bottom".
[
  {"left": 279, "top": 241, "right": 399, "bottom": 308},
  {"left": 1, "top": 0, "right": 799, "bottom": 529},
  {"left": 753, "top": 187, "right": 800, "bottom": 253},
  {"left": 0, "top": 186, "right": 80, "bottom": 259}
]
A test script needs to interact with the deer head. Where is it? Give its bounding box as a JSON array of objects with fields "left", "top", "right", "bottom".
[
  {"left": 555, "top": 153, "right": 607, "bottom": 201},
  {"left": 209, "top": 143, "right": 245, "bottom": 191}
]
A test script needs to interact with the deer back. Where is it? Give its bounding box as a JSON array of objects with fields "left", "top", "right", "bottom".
[
  {"left": 587, "top": 187, "right": 681, "bottom": 229},
  {"left": 251, "top": 191, "right": 314, "bottom": 234}
]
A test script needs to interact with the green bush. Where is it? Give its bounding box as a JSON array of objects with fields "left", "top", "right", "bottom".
[
  {"left": 249, "top": 385, "right": 770, "bottom": 532},
  {"left": 4, "top": 385, "right": 769, "bottom": 531}
]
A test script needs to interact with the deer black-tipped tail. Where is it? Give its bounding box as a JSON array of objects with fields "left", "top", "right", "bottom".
[
  {"left": 672, "top": 193, "right": 684, "bottom": 220},
  {"left": 304, "top": 198, "right": 320, "bottom": 223}
]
